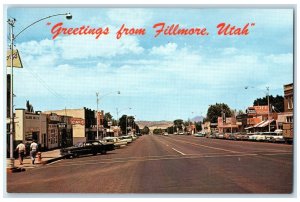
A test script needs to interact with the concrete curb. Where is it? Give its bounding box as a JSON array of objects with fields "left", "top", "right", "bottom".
[
  {"left": 40, "top": 156, "right": 64, "bottom": 165},
  {"left": 7, "top": 167, "right": 26, "bottom": 173},
  {"left": 7, "top": 156, "right": 65, "bottom": 174}
]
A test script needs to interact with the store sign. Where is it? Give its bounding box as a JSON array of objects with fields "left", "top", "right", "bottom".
[
  {"left": 58, "top": 123, "right": 66, "bottom": 128},
  {"left": 247, "top": 107, "right": 256, "bottom": 115},
  {"left": 254, "top": 105, "right": 269, "bottom": 115},
  {"left": 49, "top": 114, "right": 60, "bottom": 122},
  {"left": 6, "top": 49, "right": 23, "bottom": 68},
  {"left": 70, "top": 118, "right": 85, "bottom": 125}
]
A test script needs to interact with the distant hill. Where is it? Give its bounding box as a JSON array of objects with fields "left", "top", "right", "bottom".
[
  {"left": 191, "top": 116, "right": 204, "bottom": 122},
  {"left": 136, "top": 121, "right": 173, "bottom": 129}
]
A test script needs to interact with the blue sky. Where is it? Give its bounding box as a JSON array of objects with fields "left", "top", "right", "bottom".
[{"left": 6, "top": 7, "right": 294, "bottom": 121}]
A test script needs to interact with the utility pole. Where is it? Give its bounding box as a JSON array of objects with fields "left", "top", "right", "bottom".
[
  {"left": 267, "top": 86, "right": 270, "bottom": 133},
  {"left": 8, "top": 18, "right": 15, "bottom": 168},
  {"left": 126, "top": 116, "right": 128, "bottom": 136},
  {"left": 96, "top": 92, "right": 99, "bottom": 140}
]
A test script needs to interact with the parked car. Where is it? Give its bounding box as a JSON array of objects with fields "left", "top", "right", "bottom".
[
  {"left": 194, "top": 132, "right": 205, "bottom": 137},
  {"left": 224, "top": 133, "right": 235, "bottom": 140},
  {"left": 60, "top": 140, "right": 115, "bottom": 158},
  {"left": 217, "top": 133, "right": 224, "bottom": 139},
  {"left": 102, "top": 137, "right": 127, "bottom": 148},
  {"left": 262, "top": 132, "right": 285, "bottom": 143},
  {"left": 255, "top": 134, "right": 266, "bottom": 141},
  {"left": 270, "top": 135, "right": 285, "bottom": 143},
  {"left": 248, "top": 133, "right": 258, "bottom": 141},
  {"left": 236, "top": 133, "right": 249, "bottom": 141},
  {"left": 207, "top": 133, "right": 217, "bottom": 138},
  {"left": 130, "top": 134, "right": 138, "bottom": 140},
  {"left": 119, "top": 135, "right": 133, "bottom": 143}
]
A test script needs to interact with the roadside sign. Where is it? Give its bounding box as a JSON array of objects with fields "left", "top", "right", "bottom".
[{"left": 7, "top": 49, "right": 23, "bottom": 68}]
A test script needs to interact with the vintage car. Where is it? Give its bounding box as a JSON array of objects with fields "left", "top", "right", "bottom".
[
  {"left": 194, "top": 132, "right": 205, "bottom": 137},
  {"left": 60, "top": 140, "right": 114, "bottom": 158},
  {"left": 119, "top": 135, "right": 133, "bottom": 143},
  {"left": 102, "top": 137, "right": 127, "bottom": 148}
]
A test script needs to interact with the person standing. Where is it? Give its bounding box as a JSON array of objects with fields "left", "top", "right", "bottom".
[
  {"left": 15, "top": 141, "right": 26, "bottom": 165},
  {"left": 30, "top": 140, "right": 38, "bottom": 165}
]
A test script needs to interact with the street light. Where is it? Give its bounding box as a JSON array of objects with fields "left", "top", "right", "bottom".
[
  {"left": 96, "top": 91, "right": 120, "bottom": 140},
  {"left": 7, "top": 13, "right": 72, "bottom": 169}
]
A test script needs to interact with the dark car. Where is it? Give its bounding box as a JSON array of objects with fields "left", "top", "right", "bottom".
[{"left": 60, "top": 140, "right": 114, "bottom": 158}]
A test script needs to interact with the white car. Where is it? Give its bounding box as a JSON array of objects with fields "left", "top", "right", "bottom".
[
  {"left": 130, "top": 134, "right": 138, "bottom": 141},
  {"left": 255, "top": 134, "right": 266, "bottom": 141},
  {"left": 248, "top": 134, "right": 258, "bottom": 141},
  {"left": 119, "top": 135, "right": 133, "bottom": 143},
  {"left": 102, "top": 137, "right": 127, "bottom": 148}
]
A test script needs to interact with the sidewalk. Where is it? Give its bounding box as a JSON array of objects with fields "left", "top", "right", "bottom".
[{"left": 7, "top": 149, "right": 63, "bottom": 173}]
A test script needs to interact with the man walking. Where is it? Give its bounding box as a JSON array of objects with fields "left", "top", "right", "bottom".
[
  {"left": 30, "top": 140, "right": 38, "bottom": 165},
  {"left": 15, "top": 141, "right": 26, "bottom": 165}
]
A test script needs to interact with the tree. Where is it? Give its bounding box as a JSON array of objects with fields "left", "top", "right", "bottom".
[
  {"left": 253, "top": 95, "right": 284, "bottom": 112},
  {"left": 237, "top": 110, "right": 245, "bottom": 115},
  {"left": 118, "top": 115, "right": 136, "bottom": 134},
  {"left": 26, "top": 100, "right": 34, "bottom": 113},
  {"left": 103, "top": 112, "right": 113, "bottom": 128},
  {"left": 141, "top": 126, "right": 150, "bottom": 134},
  {"left": 119, "top": 115, "right": 128, "bottom": 134},
  {"left": 153, "top": 128, "right": 163, "bottom": 135},
  {"left": 173, "top": 119, "right": 183, "bottom": 131},
  {"left": 195, "top": 121, "right": 202, "bottom": 132},
  {"left": 206, "top": 103, "right": 232, "bottom": 123},
  {"left": 167, "top": 126, "right": 175, "bottom": 134}
]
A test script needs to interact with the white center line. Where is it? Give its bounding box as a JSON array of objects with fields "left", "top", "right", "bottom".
[{"left": 172, "top": 148, "right": 186, "bottom": 155}]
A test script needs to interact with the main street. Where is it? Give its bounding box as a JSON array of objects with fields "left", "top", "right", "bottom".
[{"left": 7, "top": 135, "right": 293, "bottom": 194}]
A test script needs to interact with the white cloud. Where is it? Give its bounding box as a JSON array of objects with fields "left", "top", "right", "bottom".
[
  {"left": 17, "top": 29, "right": 144, "bottom": 61},
  {"left": 56, "top": 34, "right": 144, "bottom": 60},
  {"left": 106, "top": 9, "right": 153, "bottom": 27},
  {"left": 222, "top": 47, "right": 238, "bottom": 55},
  {"left": 150, "top": 43, "right": 178, "bottom": 56},
  {"left": 264, "top": 53, "right": 293, "bottom": 64}
]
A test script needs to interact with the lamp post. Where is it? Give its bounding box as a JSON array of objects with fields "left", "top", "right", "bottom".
[
  {"left": 96, "top": 92, "right": 99, "bottom": 140},
  {"left": 266, "top": 86, "right": 270, "bottom": 133},
  {"left": 126, "top": 116, "right": 128, "bottom": 136},
  {"left": 7, "top": 13, "right": 72, "bottom": 169},
  {"left": 96, "top": 91, "right": 120, "bottom": 140}
]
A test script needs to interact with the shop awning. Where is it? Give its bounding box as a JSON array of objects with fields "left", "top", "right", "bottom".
[
  {"left": 219, "top": 125, "right": 238, "bottom": 128},
  {"left": 253, "top": 121, "right": 265, "bottom": 127},
  {"left": 257, "top": 119, "right": 274, "bottom": 128}
]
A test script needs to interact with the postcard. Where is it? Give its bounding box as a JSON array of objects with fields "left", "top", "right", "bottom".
[{"left": 4, "top": 6, "right": 294, "bottom": 196}]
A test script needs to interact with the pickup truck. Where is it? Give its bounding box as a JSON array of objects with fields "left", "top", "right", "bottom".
[{"left": 60, "top": 140, "right": 115, "bottom": 158}]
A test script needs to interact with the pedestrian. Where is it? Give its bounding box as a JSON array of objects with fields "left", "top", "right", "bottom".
[
  {"left": 15, "top": 141, "right": 26, "bottom": 165},
  {"left": 30, "top": 140, "right": 38, "bottom": 164}
]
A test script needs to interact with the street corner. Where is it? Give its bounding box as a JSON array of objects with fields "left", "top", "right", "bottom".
[{"left": 6, "top": 167, "right": 26, "bottom": 174}]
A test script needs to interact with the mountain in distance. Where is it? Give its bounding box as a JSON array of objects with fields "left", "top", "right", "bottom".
[
  {"left": 136, "top": 116, "right": 204, "bottom": 129},
  {"left": 190, "top": 116, "right": 204, "bottom": 122},
  {"left": 136, "top": 120, "right": 173, "bottom": 129}
]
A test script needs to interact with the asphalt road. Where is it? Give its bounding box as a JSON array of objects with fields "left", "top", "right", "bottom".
[{"left": 6, "top": 135, "right": 293, "bottom": 194}]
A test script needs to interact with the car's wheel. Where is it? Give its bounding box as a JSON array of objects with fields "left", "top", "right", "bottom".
[
  {"left": 100, "top": 150, "right": 107, "bottom": 155},
  {"left": 73, "top": 152, "right": 79, "bottom": 158}
]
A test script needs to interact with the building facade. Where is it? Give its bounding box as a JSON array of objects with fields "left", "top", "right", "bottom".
[
  {"left": 14, "top": 109, "right": 47, "bottom": 149},
  {"left": 277, "top": 83, "right": 293, "bottom": 141},
  {"left": 44, "top": 108, "right": 104, "bottom": 145}
]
